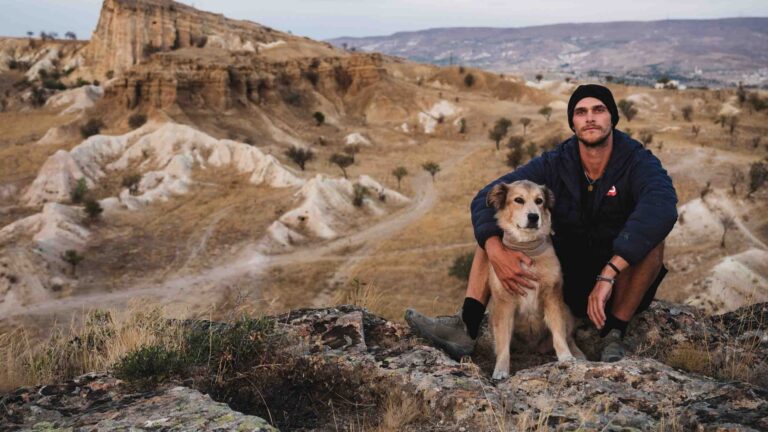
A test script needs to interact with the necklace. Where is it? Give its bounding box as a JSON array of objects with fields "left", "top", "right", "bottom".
[{"left": 584, "top": 170, "right": 599, "bottom": 192}]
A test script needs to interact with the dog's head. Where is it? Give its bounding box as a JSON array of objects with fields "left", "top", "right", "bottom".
[{"left": 486, "top": 180, "right": 555, "bottom": 242}]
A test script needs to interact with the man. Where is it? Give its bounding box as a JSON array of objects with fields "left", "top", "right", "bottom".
[{"left": 406, "top": 84, "right": 677, "bottom": 362}]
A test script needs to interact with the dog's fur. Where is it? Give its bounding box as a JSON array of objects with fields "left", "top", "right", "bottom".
[{"left": 486, "top": 180, "right": 584, "bottom": 380}]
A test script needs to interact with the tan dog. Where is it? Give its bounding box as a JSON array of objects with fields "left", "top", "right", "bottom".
[{"left": 486, "top": 180, "right": 584, "bottom": 380}]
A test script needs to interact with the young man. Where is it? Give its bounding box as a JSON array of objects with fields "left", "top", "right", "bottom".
[{"left": 406, "top": 84, "right": 677, "bottom": 362}]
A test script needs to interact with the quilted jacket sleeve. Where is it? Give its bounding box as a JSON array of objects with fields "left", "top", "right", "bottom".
[
  {"left": 612, "top": 149, "right": 678, "bottom": 265},
  {"left": 470, "top": 155, "right": 550, "bottom": 248}
]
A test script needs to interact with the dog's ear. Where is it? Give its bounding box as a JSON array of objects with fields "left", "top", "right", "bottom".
[
  {"left": 486, "top": 183, "right": 508, "bottom": 210},
  {"left": 542, "top": 186, "right": 555, "bottom": 210}
]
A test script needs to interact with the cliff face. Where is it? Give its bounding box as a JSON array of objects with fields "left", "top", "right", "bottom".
[{"left": 83, "top": 0, "right": 280, "bottom": 77}]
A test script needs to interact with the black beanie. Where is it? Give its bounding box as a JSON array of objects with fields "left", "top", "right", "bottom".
[{"left": 567, "top": 84, "right": 619, "bottom": 131}]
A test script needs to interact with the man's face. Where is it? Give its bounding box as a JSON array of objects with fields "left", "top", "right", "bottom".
[{"left": 572, "top": 97, "right": 612, "bottom": 147}]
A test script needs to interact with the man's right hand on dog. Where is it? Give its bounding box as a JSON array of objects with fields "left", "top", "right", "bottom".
[{"left": 486, "top": 236, "right": 539, "bottom": 296}]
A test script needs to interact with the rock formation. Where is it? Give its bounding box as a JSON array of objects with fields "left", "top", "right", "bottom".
[{"left": 2, "top": 301, "right": 766, "bottom": 430}]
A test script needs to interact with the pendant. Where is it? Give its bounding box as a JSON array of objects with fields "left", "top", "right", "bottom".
[{"left": 588, "top": 185, "right": 593, "bottom": 192}]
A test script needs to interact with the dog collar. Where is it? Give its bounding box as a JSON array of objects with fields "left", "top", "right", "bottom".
[{"left": 501, "top": 236, "right": 550, "bottom": 257}]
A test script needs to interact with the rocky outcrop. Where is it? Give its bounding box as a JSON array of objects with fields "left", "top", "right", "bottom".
[
  {"left": 3, "top": 301, "right": 766, "bottom": 431},
  {"left": 1, "top": 373, "right": 276, "bottom": 431},
  {"left": 83, "top": 0, "right": 282, "bottom": 77}
]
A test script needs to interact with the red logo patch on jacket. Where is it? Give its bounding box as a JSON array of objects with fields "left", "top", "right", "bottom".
[{"left": 607, "top": 185, "right": 617, "bottom": 197}]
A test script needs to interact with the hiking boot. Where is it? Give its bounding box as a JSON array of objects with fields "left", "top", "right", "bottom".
[
  {"left": 600, "top": 329, "right": 627, "bottom": 362},
  {"left": 404, "top": 308, "right": 475, "bottom": 360}
]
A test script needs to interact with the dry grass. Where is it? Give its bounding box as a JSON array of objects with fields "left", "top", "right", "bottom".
[
  {"left": 0, "top": 302, "right": 185, "bottom": 392},
  {"left": 375, "top": 392, "right": 426, "bottom": 432}
]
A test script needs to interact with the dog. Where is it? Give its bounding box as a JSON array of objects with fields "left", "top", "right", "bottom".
[{"left": 486, "top": 180, "right": 584, "bottom": 380}]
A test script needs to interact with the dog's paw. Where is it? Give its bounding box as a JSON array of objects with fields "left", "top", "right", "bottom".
[{"left": 491, "top": 370, "right": 509, "bottom": 381}]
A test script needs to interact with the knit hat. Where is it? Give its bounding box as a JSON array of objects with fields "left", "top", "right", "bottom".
[{"left": 567, "top": 84, "right": 619, "bottom": 131}]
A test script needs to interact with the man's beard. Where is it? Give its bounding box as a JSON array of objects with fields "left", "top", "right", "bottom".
[{"left": 577, "top": 127, "right": 612, "bottom": 148}]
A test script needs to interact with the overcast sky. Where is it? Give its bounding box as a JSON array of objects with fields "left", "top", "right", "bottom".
[{"left": 0, "top": 0, "right": 766, "bottom": 41}]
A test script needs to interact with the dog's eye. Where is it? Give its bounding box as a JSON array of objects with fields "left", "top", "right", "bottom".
[
  {"left": 514, "top": 197, "right": 524, "bottom": 204},
  {"left": 534, "top": 198, "right": 543, "bottom": 205}
]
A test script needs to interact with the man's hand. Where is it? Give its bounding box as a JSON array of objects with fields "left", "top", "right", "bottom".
[
  {"left": 587, "top": 280, "right": 613, "bottom": 329},
  {"left": 485, "top": 236, "right": 538, "bottom": 296}
]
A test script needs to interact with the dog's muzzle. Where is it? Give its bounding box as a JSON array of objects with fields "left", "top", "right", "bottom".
[{"left": 526, "top": 213, "right": 540, "bottom": 229}]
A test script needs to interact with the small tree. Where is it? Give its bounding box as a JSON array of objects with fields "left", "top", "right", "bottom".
[
  {"left": 618, "top": 99, "right": 638, "bottom": 122},
  {"left": 422, "top": 161, "right": 441, "bottom": 182},
  {"left": 506, "top": 135, "right": 525, "bottom": 150},
  {"left": 748, "top": 162, "right": 768, "bottom": 197},
  {"left": 525, "top": 141, "right": 538, "bottom": 159},
  {"left": 84, "top": 199, "right": 103, "bottom": 221},
  {"left": 730, "top": 167, "right": 744, "bottom": 195},
  {"left": 535, "top": 73, "right": 543, "bottom": 82},
  {"left": 352, "top": 184, "right": 368, "bottom": 207},
  {"left": 681, "top": 105, "right": 693, "bottom": 122},
  {"left": 65, "top": 31, "right": 77, "bottom": 40},
  {"left": 719, "top": 215, "right": 735, "bottom": 248},
  {"left": 122, "top": 173, "right": 142, "bottom": 195},
  {"left": 639, "top": 130, "right": 654, "bottom": 147},
  {"left": 519, "top": 117, "right": 531, "bottom": 136},
  {"left": 128, "top": 113, "right": 147, "bottom": 129},
  {"left": 464, "top": 73, "right": 475, "bottom": 88},
  {"left": 506, "top": 146, "right": 525, "bottom": 169},
  {"left": 691, "top": 124, "right": 701, "bottom": 139},
  {"left": 538, "top": 106, "right": 552, "bottom": 122},
  {"left": 392, "top": 166, "right": 408, "bottom": 190},
  {"left": 728, "top": 116, "right": 739, "bottom": 136},
  {"left": 488, "top": 117, "right": 512, "bottom": 150},
  {"left": 715, "top": 115, "right": 728, "bottom": 129},
  {"left": 80, "top": 118, "right": 104, "bottom": 138},
  {"left": 458, "top": 118, "right": 467, "bottom": 134},
  {"left": 285, "top": 146, "right": 315, "bottom": 171},
  {"left": 737, "top": 82, "right": 747, "bottom": 106},
  {"left": 312, "top": 111, "right": 325, "bottom": 126},
  {"left": 62, "top": 249, "right": 84, "bottom": 276},
  {"left": 71, "top": 178, "right": 88, "bottom": 203},
  {"left": 330, "top": 153, "right": 354, "bottom": 178}
]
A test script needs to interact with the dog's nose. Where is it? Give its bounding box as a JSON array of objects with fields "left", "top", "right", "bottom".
[{"left": 527, "top": 213, "right": 539, "bottom": 224}]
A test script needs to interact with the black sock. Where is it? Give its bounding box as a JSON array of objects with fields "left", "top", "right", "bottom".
[
  {"left": 462, "top": 297, "right": 486, "bottom": 339},
  {"left": 600, "top": 312, "right": 629, "bottom": 338}
]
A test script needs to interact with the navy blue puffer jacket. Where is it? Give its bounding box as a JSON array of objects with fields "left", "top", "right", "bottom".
[{"left": 471, "top": 130, "right": 678, "bottom": 267}]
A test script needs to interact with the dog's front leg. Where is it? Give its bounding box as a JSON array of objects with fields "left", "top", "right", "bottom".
[
  {"left": 491, "top": 300, "right": 515, "bottom": 380},
  {"left": 543, "top": 293, "right": 575, "bottom": 362}
]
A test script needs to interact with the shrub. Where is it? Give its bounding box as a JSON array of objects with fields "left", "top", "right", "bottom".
[
  {"left": 458, "top": 118, "right": 467, "bottom": 134},
  {"left": 506, "top": 135, "right": 524, "bottom": 150},
  {"left": 106, "top": 70, "right": 114, "bottom": 80},
  {"left": 71, "top": 178, "right": 88, "bottom": 203},
  {"left": 74, "top": 78, "right": 91, "bottom": 87},
  {"left": 122, "top": 173, "right": 142, "bottom": 194},
  {"left": 535, "top": 73, "right": 543, "bottom": 82},
  {"left": 681, "top": 105, "right": 693, "bottom": 122},
  {"left": 312, "top": 111, "right": 325, "bottom": 126},
  {"left": 464, "top": 73, "right": 475, "bottom": 88},
  {"left": 506, "top": 146, "right": 525, "bottom": 169},
  {"left": 519, "top": 117, "right": 531, "bottom": 136},
  {"left": 449, "top": 252, "right": 474, "bottom": 281},
  {"left": 128, "top": 113, "right": 147, "bottom": 129},
  {"left": 639, "top": 130, "right": 654, "bottom": 147},
  {"left": 113, "top": 345, "right": 186, "bottom": 387},
  {"left": 84, "top": 199, "right": 103, "bottom": 221},
  {"left": 80, "top": 118, "right": 104, "bottom": 139},
  {"left": 42, "top": 78, "right": 66, "bottom": 90},
  {"left": 334, "top": 66, "right": 353, "bottom": 92},
  {"left": 303, "top": 70, "right": 319, "bottom": 87},
  {"left": 285, "top": 146, "right": 314, "bottom": 171},
  {"left": 282, "top": 90, "right": 302, "bottom": 107},
  {"left": 352, "top": 184, "right": 368, "bottom": 207},
  {"left": 618, "top": 99, "right": 638, "bottom": 122},
  {"left": 748, "top": 162, "right": 767, "bottom": 196},
  {"left": 143, "top": 44, "right": 161, "bottom": 57}
]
